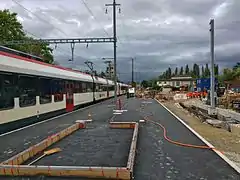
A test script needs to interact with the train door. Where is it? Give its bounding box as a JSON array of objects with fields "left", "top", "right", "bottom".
[{"left": 66, "top": 81, "right": 74, "bottom": 112}]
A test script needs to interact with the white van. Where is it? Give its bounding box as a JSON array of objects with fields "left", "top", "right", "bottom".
[{"left": 128, "top": 87, "right": 135, "bottom": 97}]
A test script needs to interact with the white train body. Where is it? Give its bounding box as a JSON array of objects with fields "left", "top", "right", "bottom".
[{"left": 0, "top": 46, "right": 129, "bottom": 134}]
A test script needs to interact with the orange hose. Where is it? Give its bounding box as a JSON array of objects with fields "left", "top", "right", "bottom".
[{"left": 143, "top": 116, "right": 224, "bottom": 154}]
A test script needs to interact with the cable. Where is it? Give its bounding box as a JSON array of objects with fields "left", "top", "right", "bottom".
[
  {"left": 12, "top": 0, "right": 68, "bottom": 37},
  {"left": 81, "top": 0, "right": 110, "bottom": 37},
  {"left": 22, "top": 29, "right": 72, "bottom": 61},
  {"left": 12, "top": 0, "right": 94, "bottom": 65},
  {"left": 141, "top": 113, "right": 224, "bottom": 154}
]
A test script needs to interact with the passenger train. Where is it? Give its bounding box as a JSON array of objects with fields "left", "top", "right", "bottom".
[{"left": 0, "top": 46, "right": 129, "bottom": 134}]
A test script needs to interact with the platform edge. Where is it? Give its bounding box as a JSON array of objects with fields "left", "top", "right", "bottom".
[{"left": 155, "top": 99, "right": 240, "bottom": 174}]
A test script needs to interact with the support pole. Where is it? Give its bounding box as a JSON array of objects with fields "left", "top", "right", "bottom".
[
  {"left": 71, "top": 43, "right": 75, "bottom": 61},
  {"left": 105, "top": 0, "right": 121, "bottom": 104},
  {"left": 113, "top": 0, "right": 117, "bottom": 104},
  {"left": 132, "top": 58, "right": 134, "bottom": 85},
  {"left": 210, "top": 19, "right": 215, "bottom": 109},
  {"left": 103, "top": 59, "right": 113, "bottom": 80},
  {"left": 84, "top": 61, "right": 95, "bottom": 101},
  {"left": 208, "top": 19, "right": 217, "bottom": 116}
]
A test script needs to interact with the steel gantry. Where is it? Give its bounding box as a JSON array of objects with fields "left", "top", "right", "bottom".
[
  {"left": 0, "top": 37, "right": 115, "bottom": 62},
  {"left": 0, "top": 37, "right": 114, "bottom": 45}
]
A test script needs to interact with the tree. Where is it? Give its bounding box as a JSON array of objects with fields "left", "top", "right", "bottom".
[
  {"left": 192, "top": 63, "right": 200, "bottom": 78},
  {"left": 214, "top": 64, "right": 219, "bottom": 76},
  {"left": 166, "top": 67, "right": 172, "bottom": 79},
  {"left": 201, "top": 65, "right": 205, "bottom": 77},
  {"left": 179, "top": 66, "right": 184, "bottom": 75},
  {"left": 185, "top": 64, "right": 189, "bottom": 75},
  {"left": 222, "top": 68, "right": 234, "bottom": 81},
  {"left": 233, "top": 62, "right": 240, "bottom": 70},
  {"left": 218, "top": 63, "right": 240, "bottom": 84},
  {"left": 204, "top": 64, "right": 210, "bottom": 77},
  {"left": 141, "top": 80, "right": 149, "bottom": 88},
  {"left": 0, "top": 9, "right": 54, "bottom": 64},
  {"left": 0, "top": 9, "right": 25, "bottom": 43},
  {"left": 174, "top": 67, "right": 178, "bottom": 76}
]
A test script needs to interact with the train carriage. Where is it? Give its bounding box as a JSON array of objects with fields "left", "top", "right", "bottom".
[{"left": 0, "top": 46, "right": 129, "bottom": 134}]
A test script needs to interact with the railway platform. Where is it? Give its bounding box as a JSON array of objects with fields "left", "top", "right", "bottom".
[{"left": 0, "top": 97, "right": 239, "bottom": 180}]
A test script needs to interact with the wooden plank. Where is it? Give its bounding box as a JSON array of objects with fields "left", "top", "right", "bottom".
[
  {"left": 1, "top": 122, "right": 86, "bottom": 165},
  {"left": 126, "top": 123, "right": 139, "bottom": 172},
  {"left": 109, "top": 122, "right": 136, "bottom": 129},
  {"left": 0, "top": 165, "right": 131, "bottom": 179}
]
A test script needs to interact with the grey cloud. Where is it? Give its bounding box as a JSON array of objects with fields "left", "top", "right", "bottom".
[{"left": 1, "top": 0, "right": 240, "bottom": 82}]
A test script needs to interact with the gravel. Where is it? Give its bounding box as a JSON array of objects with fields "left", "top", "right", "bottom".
[{"left": 184, "top": 99, "right": 240, "bottom": 122}]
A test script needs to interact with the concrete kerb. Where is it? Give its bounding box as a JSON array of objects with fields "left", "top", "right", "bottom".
[
  {"left": 0, "top": 165, "right": 130, "bottom": 179},
  {"left": 109, "top": 122, "right": 136, "bottom": 129},
  {"left": 0, "top": 122, "right": 85, "bottom": 166},
  {"left": 154, "top": 98, "right": 240, "bottom": 174},
  {"left": 0, "top": 121, "right": 138, "bottom": 179},
  {"left": 126, "top": 123, "right": 139, "bottom": 173},
  {"left": 109, "top": 122, "right": 139, "bottom": 177}
]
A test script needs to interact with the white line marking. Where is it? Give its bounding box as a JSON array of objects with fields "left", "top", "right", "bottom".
[
  {"left": 75, "top": 120, "right": 92, "bottom": 123},
  {"left": 155, "top": 99, "right": 240, "bottom": 174},
  {"left": 110, "top": 101, "right": 128, "bottom": 121},
  {"left": 113, "top": 113, "right": 122, "bottom": 115},
  {"left": 0, "top": 99, "right": 110, "bottom": 137},
  {"left": 113, "top": 109, "right": 128, "bottom": 112}
]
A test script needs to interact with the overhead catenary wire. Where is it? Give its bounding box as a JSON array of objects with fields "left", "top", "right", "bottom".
[
  {"left": 11, "top": 0, "right": 74, "bottom": 57},
  {"left": 11, "top": 0, "right": 134, "bottom": 79},
  {"left": 12, "top": 0, "right": 68, "bottom": 37},
  {"left": 81, "top": 0, "right": 110, "bottom": 37},
  {"left": 11, "top": 0, "right": 98, "bottom": 68}
]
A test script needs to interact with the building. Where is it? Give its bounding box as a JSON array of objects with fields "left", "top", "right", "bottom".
[
  {"left": 157, "top": 76, "right": 195, "bottom": 90},
  {"left": 224, "top": 80, "right": 240, "bottom": 93}
]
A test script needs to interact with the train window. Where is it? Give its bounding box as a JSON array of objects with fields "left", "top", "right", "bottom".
[
  {"left": 0, "top": 73, "right": 16, "bottom": 110},
  {"left": 98, "top": 84, "right": 103, "bottom": 92},
  {"left": 73, "top": 81, "right": 78, "bottom": 93},
  {"left": 39, "top": 78, "right": 52, "bottom": 104},
  {"left": 52, "top": 79, "right": 64, "bottom": 102},
  {"left": 95, "top": 84, "right": 99, "bottom": 92},
  {"left": 87, "top": 82, "right": 93, "bottom": 92},
  {"left": 102, "top": 85, "right": 108, "bottom": 91},
  {"left": 78, "top": 82, "right": 83, "bottom": 93},
  {"left": 109, "top": 85, "right": 114, "bottom": 91},
  {"left": 74, "top": 81, "right": 82, "bottom": 93},
  {"left": 19, "top": 75, "right": 37, "bottom": 107},
  {"left": 82, "top": 82, "right": 87, "bottom": 93}
]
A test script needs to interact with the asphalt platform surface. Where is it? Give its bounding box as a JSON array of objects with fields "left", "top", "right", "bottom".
[{"left": 0, "top": 97, "right": 239, "bottom": 180}]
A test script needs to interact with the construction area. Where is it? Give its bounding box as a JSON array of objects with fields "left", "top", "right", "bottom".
[
  {"left": 136, "top": 86, "right": 240, "bottom": 169},
  {"left": 0, "top": 97, "right": 239, "bottom": 180}
]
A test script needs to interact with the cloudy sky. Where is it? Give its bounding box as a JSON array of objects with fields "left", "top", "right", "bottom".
[{"left": 1, "top": 0, "right": 240, "bottom": 82}]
